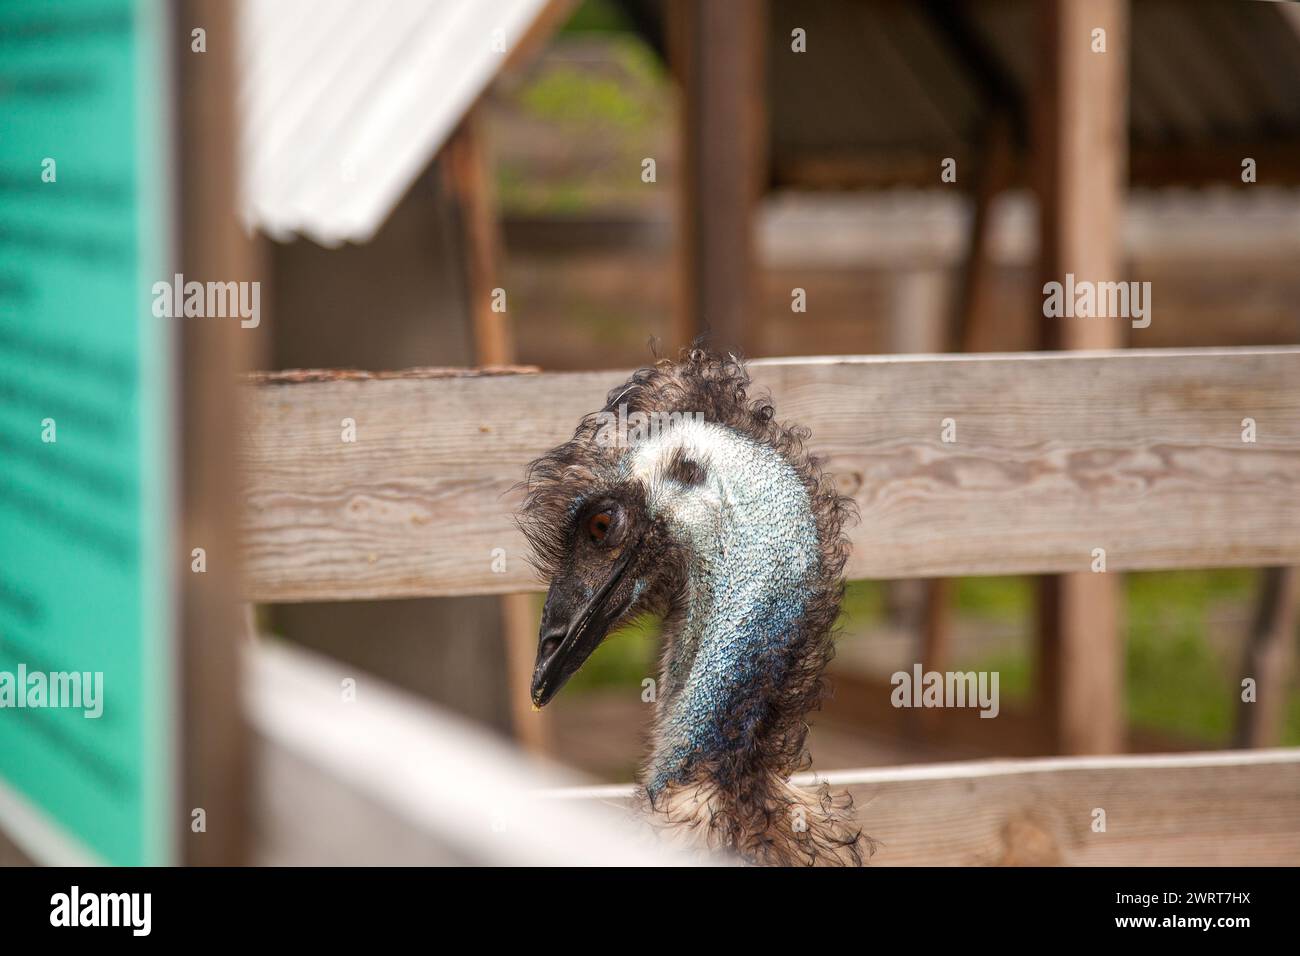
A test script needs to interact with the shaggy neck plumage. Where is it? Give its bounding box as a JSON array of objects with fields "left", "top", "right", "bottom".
[
  {"left": 521, "top": 350, "right": 866, "bottom": 864},
  {"left": 633, "top": 423, "right": 821, "bottom": 797}
]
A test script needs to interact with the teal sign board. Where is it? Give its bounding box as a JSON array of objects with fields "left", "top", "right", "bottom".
[{"left": 0, "top": 0, "right": 174, "bottom": 865}]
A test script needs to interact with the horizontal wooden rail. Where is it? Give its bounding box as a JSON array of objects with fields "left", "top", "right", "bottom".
[
  {"left": 546, "top": 749, "right": 1300, "bottom": 866},
  {"left": 241, "top": 347, "right": 1300, "bottom": 602}
]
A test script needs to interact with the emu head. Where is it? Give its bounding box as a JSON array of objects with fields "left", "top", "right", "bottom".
[
  {"left": 518, "top": 350, "right": 851, "bottom": 718},
  {"left": 519, "top": 350, "right": 866, "bottom": 865},
  {"left": 518, "top": 393, "right": 709, "bottom": 708},
  {"left": 524, "top": 447, "right": 682, "bottom": 708}
]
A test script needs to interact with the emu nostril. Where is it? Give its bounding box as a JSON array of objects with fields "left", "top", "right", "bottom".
[{"left": 538, "top": 634, "right": 563, "bottom": 662}]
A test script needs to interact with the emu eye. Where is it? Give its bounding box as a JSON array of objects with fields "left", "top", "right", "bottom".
[{"left": 587, "top": 511, "right": 613, "bottom": 544}]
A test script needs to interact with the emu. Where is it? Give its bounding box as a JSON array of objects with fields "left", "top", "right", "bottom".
[{"left": 519, "top": 349, "right": 869, "bottom": 865}]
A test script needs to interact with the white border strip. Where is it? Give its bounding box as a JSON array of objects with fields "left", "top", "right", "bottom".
[
  {"left": 248, "top": 642, "right": 690, "bottom": 865},
  {"left": 536, "top": 748, "right": 1300, "bottom": 801},
  {"left": 748, "top": 345, "right": 1300, "bottom": 368}
]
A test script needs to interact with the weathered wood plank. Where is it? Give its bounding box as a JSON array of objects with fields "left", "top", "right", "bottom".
[
  {"left": 844, "top": 750, "right": 1300, "bottom": 866},
  {"left": 241, "top": 348, "right": 1300, "bottom": 602},
  {"left": 550, "top": 750, "right": 1300, "bottom": 866}
]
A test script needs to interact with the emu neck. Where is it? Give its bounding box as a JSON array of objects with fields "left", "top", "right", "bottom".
[{"left": 642, "top": 430, "right": 821, "bottom": 796}]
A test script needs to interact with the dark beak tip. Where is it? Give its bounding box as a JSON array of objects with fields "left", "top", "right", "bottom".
[
  {"left": 530, "top": 627, "right": 567, "bottom": 708},
  {"left": 529, "top": 682, "right": 553, "bottom": 710}
]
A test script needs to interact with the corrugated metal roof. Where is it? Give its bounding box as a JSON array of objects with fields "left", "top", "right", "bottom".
[{"left": 237, "top": 0, "right": 550, "bottom": 247}]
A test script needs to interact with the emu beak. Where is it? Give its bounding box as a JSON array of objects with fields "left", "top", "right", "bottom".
[{"left": 531, "top": 548, "right": 637, "bottom": 708}]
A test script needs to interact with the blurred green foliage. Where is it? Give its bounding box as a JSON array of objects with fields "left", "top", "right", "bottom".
[
  {"left": 561, "top": 0, "right": 635, "bottom": 33},
  {"left": 1124, "top": 569, "right": 1277, "bottom": 743},
  {"left": 518, "top": 56, "right": 657, "bottom": 129},
  {"left": 566, "top": 610, "right": 660, "bottom": 691},
  {"left": 494, "top": 25, "right": 667, "bottom": 215}
]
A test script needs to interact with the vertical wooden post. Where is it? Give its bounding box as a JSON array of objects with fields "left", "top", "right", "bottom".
[
  {"left": 887, "top": 270, "right": 950, "bottom": 667},
  {"left": 1233, "top": 568, "right": 1299, "bottom": 748},
  {"left": 444, "top": 110, "right": 549, "bottom": 754},
  {"left": 500, "top": 590, "right": 548, "bottom": 751},
  {"left": 951, "top": 113, "right": 1015, "bottom": 354},
  {"left": 1034, "top": 1, "right": 1128, "bottom": 352},
  {"left": 445, "top": 111, "right": 516, "bottom": 365},
  {"left": 670, "top": 0, "right": 767, "bottom": 356},
  {"left": 1032, "top": 0, "right": 1129, "bottom": 755},
  {"left": 916, "top": 114, "right": 1015, "bottom": 674},
  {"left": 176, "top": 0, "right": 255, "bottom": 863}
]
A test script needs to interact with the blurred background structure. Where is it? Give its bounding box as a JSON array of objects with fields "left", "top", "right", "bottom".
[{"left": 237, "top": 0, "right": 1300, "bottom": 785}]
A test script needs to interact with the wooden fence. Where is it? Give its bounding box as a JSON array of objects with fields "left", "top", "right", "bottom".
[
  {"left": 239, "top": 346, "right": 1300, "bottom": 865},
  {"left": 242, "top": 347, "right": 1300, "bottom": 600},
  {"left": 549, "top": 750, "right": 1300, "bottom": 866}
]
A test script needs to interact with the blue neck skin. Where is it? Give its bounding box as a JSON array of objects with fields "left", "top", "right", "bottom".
[{"left": 635, "top": 426, "right": 820, "bottom": 796}]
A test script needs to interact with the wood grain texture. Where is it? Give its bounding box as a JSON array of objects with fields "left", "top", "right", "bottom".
[
  {"left": 838, "top": 750, "right": 1300, "bottom": 865},
  {"left": 551, "top": 750, "right": 1300, "bottom": 866},
  {"left": 241, "top": 348, "right": 1300, "bottom": 602}
]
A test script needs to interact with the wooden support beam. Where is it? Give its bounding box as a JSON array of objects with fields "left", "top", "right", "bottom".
[
  {"left": 670, "top": 0, "right": 766, "bottom": 355},
  {"left": 444, "top": 111, "right": 515, "bottom": 367},
  {"left": 1034, "top": 572, "right": 1122, "bottom": 754},
  {"left": 1233, "top": 568, "right": 1299, "bottom": 749},
  {"left": 501, "top": 0, "right": 578, "bottom": 74},
  {"left": 239, "top": 348, "right": 1300, "bottom": 601},
  {"left": 1033, "top": 0, "right": 1130, "bottom": 755},
  {"left": 887, "top": 269, "right": 951, "bottom": 667},
  {"left": 443, "top": 110, "right": 549, "bottom": 754},
  {"left": 917, "top": 578, "right": 954, "bottom": 673},
  {"left": 1034, "top": 0, "right": 1129, "bottom": 353},
  {"left": 918, "top": 112, "right": 1016, "bottom": 674},
  {"left": 952, "top": 113, "right": 1016, "bottom": 354},
  {"left": 176, "top": 0, "right": 254, "bottom": 865}
]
